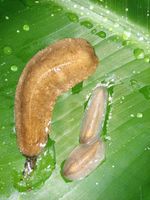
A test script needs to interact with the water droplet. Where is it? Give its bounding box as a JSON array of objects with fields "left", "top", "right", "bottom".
[
  {"left": 145, "top": 146, "right": 150, "bottom": 151},
  {"left": 11, "top": 65, "right": 18, "bottom": 72},
  {"left": 139, "top": 85, "right": 150, "bottom": 100},
  {"left": 125, "top": 8, "right": 128, "bottom": 12},
  {"left": 5, "top": 78, "right": 8, "bottom": 82},
  {"left": 132, "top": 70, "right": 136, "bottom": 74},
  {"left": 5, "top": 16, "right": 9, "bottom": 20},
  {"left": 23, "top": 24, "right": 30, "bottom": 31},
  {"left": 51, "top": 13, "right": 54, "bottom": 17},
  {"left": 91, "top": 28, "right": 97, "bottom": 34},
  {"left": 112, "top": 165, "right": 115, "bottom": 168},
  {"left": 80, "top": 20, "right": 93, "bottom": 29},
  {"left": 130, "top": 114, "right": 135, "bottom": 118},
  {"left": 3, "top": 46, "right": 12, "bottom": 55},
  {"left": 96, "top": 31, "right": 106, "bottom": 38},
  {"left": 1, "top": 62, "right": 6, "bottom": 66},
  {"left": 16, "top": 30, "right": 20, "bottom": 33},
  {"left": 95, "top": 182, "right": 99, "bottom": 185},
  {"left": 73, "top": 4, "right": 77, "bottom": 8},
  {"left": 122, "top": 31, "right": 131, "bottom": 40},
  {"left": 105, "top": 136, "right": 111, "bottom": 141},
  {"left": 35, "top": 0, "right": 39, "bottom": 3},
  {"left": 144, "top": 56, "right": 150, "bottom": 63},
  {"left": 133, "top": 48, "right": 145, "bottom": 59},
  {"left": 66, "top": 12, "right": 79, "bottom": 23},
  {"left": 136, "top": 113, "right": 143, "bottom": 118}
]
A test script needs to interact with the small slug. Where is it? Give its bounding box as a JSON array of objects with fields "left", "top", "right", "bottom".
[
  {"left": 15, "top": 38, "right": 98, "bottom": 158},
  {"left": 63, "top": 139, "right": 105, "bottom": 180},
  {"left": 80, "top": 86, "right": 108, "bottom": 144}
]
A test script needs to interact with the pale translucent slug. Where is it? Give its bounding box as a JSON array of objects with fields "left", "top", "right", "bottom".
[
  {"left": 63, "top": 139, "right": 105, "bottom": 181},
  {"left": 63, "top": 86, "right": 107, "bottom": 180},
  {"left": 80, "top": 86, "right": 108, "bottom": 144},
  {"left": 15, "top": 38, "right": 98, "bottom": 159}
]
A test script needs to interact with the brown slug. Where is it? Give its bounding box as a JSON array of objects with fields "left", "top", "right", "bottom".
[{"left": 15, "top": 38, "right": 98, "bottom": 159}]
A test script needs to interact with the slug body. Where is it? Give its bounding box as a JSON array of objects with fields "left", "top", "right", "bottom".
[
  {"left": 15, "top": 38, "right": 98, "bottom": 157},
  {"left": 63, "top": 86, "right": 108, "bottom": 180},
  {"left": 80, "top": 86, "right": 108, "bottom": 144},
  {"left": 63, "top": 139, "right": 105, "bottom": 180}
]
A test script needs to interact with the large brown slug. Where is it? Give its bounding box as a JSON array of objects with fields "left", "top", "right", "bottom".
[{"left": 15, "top": 38, "right": 98, "bottom": 158}]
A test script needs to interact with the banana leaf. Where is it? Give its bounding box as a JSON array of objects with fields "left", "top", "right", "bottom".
[{"left": 0, "top": 0, "right": 150, "bottom": 199}]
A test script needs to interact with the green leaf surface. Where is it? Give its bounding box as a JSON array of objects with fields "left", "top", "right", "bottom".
[{"left": 0, "top": 0, "right": 150, "bottom": 199}]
